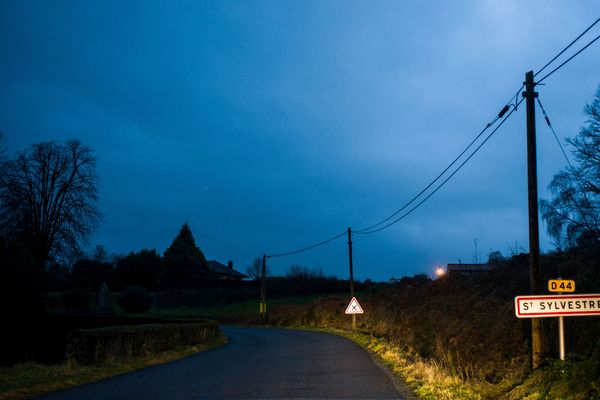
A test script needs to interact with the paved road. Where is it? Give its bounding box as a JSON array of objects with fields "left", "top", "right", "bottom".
[{"left": 39, "top": 326, "right": 408, "bottom": 399}]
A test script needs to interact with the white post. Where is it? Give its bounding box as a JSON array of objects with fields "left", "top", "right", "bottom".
[
  {"left": 558, "top": 315, "right": 565, "bottom": 361},
  {"left": 557, "top": 282, "right": 565, "bottom": 361}
]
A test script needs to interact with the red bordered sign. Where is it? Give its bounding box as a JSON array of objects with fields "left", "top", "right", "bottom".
[
  {"left": 345, "top": 297, "right": 364, "bottom": 314},
  {"left": 515, "top": 294, "right": 600, "bottom": 318}
]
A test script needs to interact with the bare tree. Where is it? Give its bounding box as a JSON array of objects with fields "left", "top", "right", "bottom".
[
  {"left": 541, "top": 86, "right": 600, "bottom": 248},
  {"left": 92, "top": 244, "right": 109, "bottom": 263},
  {"left": 0, "top": 140, "right": 100, "bottom": 264},
  {"left": 245, "top": 256, "right": 269, "bottom": 280},
  {"left": 286, "top": 264, "right": 324, "bottom": 279}
]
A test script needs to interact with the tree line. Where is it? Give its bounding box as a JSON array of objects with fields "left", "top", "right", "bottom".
[{"left": 64, "top": 222, "right": 212, "bottom": 292}]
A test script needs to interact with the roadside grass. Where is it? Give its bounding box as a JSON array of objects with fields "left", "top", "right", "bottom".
[
  {"left": 502, "top": 358, "right": 600, "bottom": 400},
  {"left": 0, "top": 335, "right": 227, "bottom": 400},
  {"left": 291, "top": 326, "right": 482, "bottom": 400},
  {"left": 273, "top": 326, "right": 598, "bottom": 400}
]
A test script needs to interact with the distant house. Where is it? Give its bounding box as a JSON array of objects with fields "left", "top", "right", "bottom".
[
  {"left": 207, "top": 260, "right": 248, "bottom": 281},
  {"left": 447, "top": 263, "right": 494, "bottom": 277},
  {"left": 389, "top": 274, "right": 432, "bottom": 285}
]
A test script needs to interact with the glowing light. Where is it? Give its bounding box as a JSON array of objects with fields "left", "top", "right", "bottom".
[{"left": 435, "top": 266, "right": 446, "bottom": 278}]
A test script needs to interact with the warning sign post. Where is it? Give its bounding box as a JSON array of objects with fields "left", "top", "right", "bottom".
[{"left": 345, "top": 297, "right": 364, "bottom": 314}]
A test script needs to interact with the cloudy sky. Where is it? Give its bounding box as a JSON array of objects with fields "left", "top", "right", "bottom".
[{"left": 1, "top": 1, "right": 599, "bottom": 280}]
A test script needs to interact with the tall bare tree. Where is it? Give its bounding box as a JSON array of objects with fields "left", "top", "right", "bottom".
[
  {"left": 0, "top": 140, "right": 100, "bottom": 264},
  {"left": 541, "top": 86, "right": 600, "bottom": 248},
  {"left": 245, "top": 256, "right": 270, "bottom": 280}
]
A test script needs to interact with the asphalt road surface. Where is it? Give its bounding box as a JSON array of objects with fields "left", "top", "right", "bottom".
[{"left": 39, "top": 325, "right": 411, "bottom": 400}]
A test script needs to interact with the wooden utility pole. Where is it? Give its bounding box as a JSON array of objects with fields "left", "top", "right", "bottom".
[
  {"left": 260, "top": 254, "right": 267, "bottom": 317},
  {"left": 523, "top": 70, "right": 544, "bottom": 369},
  {"left": 347, "top": 227, "right": 356, "bottom": 329}
]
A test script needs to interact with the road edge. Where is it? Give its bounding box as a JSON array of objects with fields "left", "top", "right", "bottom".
[{"left": 278, "top": 325, "right": 419, "bottom": 400}]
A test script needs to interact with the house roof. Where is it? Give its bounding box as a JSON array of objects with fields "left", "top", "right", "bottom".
[
  {"left": 207, "top": 260, "right": 248, "bottom": 278},
  {"left": 447, "top": 263, "right": 493, "bottom": 272}
]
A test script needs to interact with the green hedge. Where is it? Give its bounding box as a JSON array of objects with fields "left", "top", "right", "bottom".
[{"left": 66, "top": 320, "right": 219, "bottom": 365}]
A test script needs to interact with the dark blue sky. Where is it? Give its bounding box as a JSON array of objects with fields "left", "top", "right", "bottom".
[{"left": 1, "top": 1, "right": 599, "bottom": 280}]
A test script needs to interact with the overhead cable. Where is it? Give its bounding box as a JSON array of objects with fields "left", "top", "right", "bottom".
[
  {"left": 534, "top": 17, "right": 600, "bottom": 78},
  {"left": 535, "top": 98, "right": 574, "bottom": 170},
  {"left": 264, "top": 19, "right": 600, "bottom": 255},
  {"left": 267, "top": 230, "right": 347, "bottom": 258},
  {"left": 355, "top": 98, "right": 524, "bottom": 235},
  {"left": 354, "top": 98, "right": 517, "bottom": 234},
  {"left": 536, "top": 32, "right": 600, "bottom": 85}
]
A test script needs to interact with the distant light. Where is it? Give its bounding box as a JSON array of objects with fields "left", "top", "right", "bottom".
[{"left": 435, "top": 266, "right": 446, "bottom": 278}]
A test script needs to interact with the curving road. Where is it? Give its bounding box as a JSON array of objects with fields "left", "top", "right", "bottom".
[{"left": 39, "top": 326, "right": 410, "bottom": 399}]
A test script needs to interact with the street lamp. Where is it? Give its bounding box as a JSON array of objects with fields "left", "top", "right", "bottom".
[{"left": 435, "top": 265, "right": 446, "bottom": 278}]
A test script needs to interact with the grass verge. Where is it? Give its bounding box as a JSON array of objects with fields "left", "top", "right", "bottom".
[
  {"left": 290, "top": 326, "right": 599, "bottom": 400},
  {"left": 503, "top": 358, "right": 600, "bottom": 400},
  {"left": 288, "top": 325, "right": 528, "bottom": 399},
  {"left": 0, "top": 334, "right": 228, "bottom": 400},
  {"left": 293, "top": 326, "right": 481, "bottom": 400}
]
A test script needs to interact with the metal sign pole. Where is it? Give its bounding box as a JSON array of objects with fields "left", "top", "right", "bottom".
[
  {"left": 558, "top": 287, "right": 565, "bottom": 361},
  {"left": 559, "top": 315, "right": 565, "bottom": 361}
]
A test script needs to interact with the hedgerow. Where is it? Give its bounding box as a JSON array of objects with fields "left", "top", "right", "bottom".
[{"left": 66, "top": 320, "right": 219, "bottom": 364}]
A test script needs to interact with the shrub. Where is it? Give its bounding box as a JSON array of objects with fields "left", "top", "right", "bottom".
[
  {"left": 66, "top": 321, "right": 219, "bottom": 364},
  {"left": 118, "top": 285, "right": 153, "bottom": 313}
]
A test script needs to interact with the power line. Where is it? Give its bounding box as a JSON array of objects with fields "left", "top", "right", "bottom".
[
  {"left": 355, "top": 98, "right": 524, "bottom": 235},
  {"left": 534, "top": 17, "right": 600, "bottom": 78},
  {"left": 265, "top": 95, "right": 518, "bottom": 255},
  {"left": 535, "top": 97, "right": 574, "bottom": 170},
  {"left": 264, "top": 19, "right": 600, "bottom": 256},
  {"left": 267, "top": 230, "right": 347, "bottom": 258},
  {"left": 536, "top": 32, "right": 600, "bottom": 85},
  {"left": 354, "top": 99, "right": 515, "bottom": 234},
  {"left": 355, "top": 20, "right": 600, "bottom": 236}
]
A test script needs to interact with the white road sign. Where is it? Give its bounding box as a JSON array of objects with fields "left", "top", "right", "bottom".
[
  {"left": 515, "top": 294, "right": 600, "bottom": 318},
  {"left": 345, "top": 297, "right": 364, "bottom": 314}
]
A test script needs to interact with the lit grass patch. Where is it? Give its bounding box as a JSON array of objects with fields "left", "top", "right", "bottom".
[
  {"left": 0, "top": 335, "right": 227, "bottom": 400},
  {"left": 297, "top": 327, "right": 482, "bottom": 400},
  {"left": 503, "top": 358, "right": 600, "bottom": 400},
  {"left": 295, "top": 326, "right": 600, "bottom": 400}
]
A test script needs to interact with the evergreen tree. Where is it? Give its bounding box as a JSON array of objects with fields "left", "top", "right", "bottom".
[{"left": 163, "top": 223, "right": 209, "bottom": 287}]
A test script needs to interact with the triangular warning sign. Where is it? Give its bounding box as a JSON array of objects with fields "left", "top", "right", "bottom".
[{"left": 345, "top": 297, "right": 364, "bottom": 314}]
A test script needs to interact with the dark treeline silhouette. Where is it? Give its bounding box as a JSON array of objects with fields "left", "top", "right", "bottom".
[
  {"left": 47, "top": 223, "right": 215, "bottom": 293},
  {"left": 0, "top": 138, "right": 101, "bottom": 366}
]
